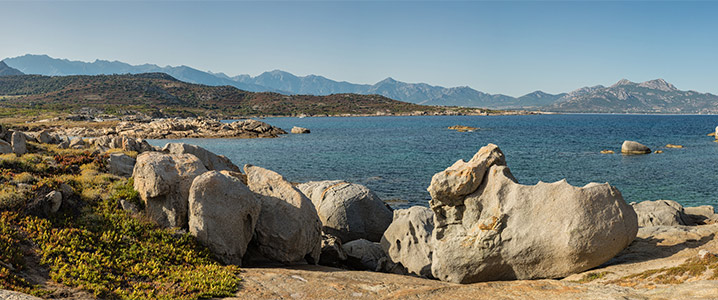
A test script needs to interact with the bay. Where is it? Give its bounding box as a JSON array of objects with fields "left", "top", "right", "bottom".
[{"left": 149, "top": 114, "right": 718, "bottom": 208}]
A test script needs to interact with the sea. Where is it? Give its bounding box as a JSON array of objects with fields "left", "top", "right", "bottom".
[{"left": 148, "top": 114, "right": 718, "bottom": 209}]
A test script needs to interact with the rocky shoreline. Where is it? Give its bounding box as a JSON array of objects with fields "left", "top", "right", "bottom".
[{"left": 2, "top": 125, "right": 718, "bottom": 299}]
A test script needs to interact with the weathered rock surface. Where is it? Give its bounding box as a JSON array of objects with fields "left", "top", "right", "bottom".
[
  {"left": 429, "top": 143, "right": 638, "bottom": 283},
  {"left": 298, "top": 180, "right": 393, "bottom": 243},
  {"left": 632, "top": 200, "right": 689, "bottom": 227},
  {"left": 319, "top": 233, "right": 348, "bottom": 267},
  {"left": 244, "top": 165, "right": 322, "bottom": 264},
  {"left": 290, "top": 126, "right": 310, "bottom": 134},
  {"left": 107, "top": 153, "right": 136, "bottom": 177},
  {"left": 189, "top": 171, "right": 261, "bottom": 265},
  {"left": 342, "top": 239, "right": 387, "bottom": 271},
  {"left": 133, "top": 152, "right": 207, "bottom": 228},
  {"left": 380, "top": 206, "right": 434, "bottom": 278},
  {"left": 163, "top": 143, "right": 240, "bottom": 172},
  {"left": 11, "top": 131, "right": 27, "bottom": 155},
  {"left": 621, "top": 140, "right": 651, "bottom": 155},
  {"left": 0, "top": 139, "right": 11, "bottom": 154},
  {"left": 684, "top": 205, "right": 718, "bottom": 225},
  {"left": 69, "top": 137, "right": 86, "bottom": 149}
]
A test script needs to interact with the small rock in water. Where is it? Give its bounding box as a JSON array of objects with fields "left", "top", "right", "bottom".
[
  {"left": 600, "top": 150, "right": 615, "bottom": 154},
  {"left": 291, "top": 126, "right": 310, "bottom": 134},
  {"left": 665, "top": 144, "right": 684, "bottom": 148},
  {"left": 448, "top": 125, "right": 478, "bottom": 132},
  {"left": 621, "top": 140, "right": 651, "bottom": 155},
  {"left": 654, "top": 150, "right": 664, "bottom": 154}
]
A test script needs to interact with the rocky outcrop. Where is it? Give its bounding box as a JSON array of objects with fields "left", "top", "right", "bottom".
[
  {"left": 11, "top": 132, "right": 27, "bottom": 155},
  {"left": 107, "top": 153, "right": 136, "bottom": 177},
  {"left": 632, "top": 200, "right": 689, "bottom": 227},
  {"left": 0, "top": 139, "right": 11, "bottom": 154},
  {"left": 298, "top": 180, "right": 393, "bottom": 243},
  {"left": 91, "top": 136, "right": 155, "bottom": 153},
  {"left": 58, "top": 117, "right": 287, "bottom": 139},
  {"left": 132, "top": 152, "right": 207, "bottom": 228},
  {"left": 188, "top": 171, "right": 261, "bottom": 265},
  {"left": 621, "top": 140, "right": 651, "bottom": 155},
  {"left": 380, "top": 206, "right": 434, "bottom": 278},
  {"left": 448, "top": 125, "right": 478, "bottom": 132},
  {"left": 428, "top": 143, "right": 638, "bottom": 283},
  {"left": 632, "top": 200, "right": 718, "bottom": 227},
  {"left": 162, "top": 143, "right": 240, "bottom": 172},
  {"left": 291, "top": 126, "right": 310, "bottom": 134},
  {"left": 244, "top": 165, "right": 322, "bottom": 264}
]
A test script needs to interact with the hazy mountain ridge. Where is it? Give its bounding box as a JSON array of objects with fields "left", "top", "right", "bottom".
[
  {"left": 0, "top": 61, "right": 23, "bottom": 76},
  {"left": 3, "top": 54, "right": 277, "bottom": 93},
  {"left": 3, "top": 54, "right": 550, "bottom": 108},
  {"left": 549, "top": 79, "right": 718, "bottom": 113}
]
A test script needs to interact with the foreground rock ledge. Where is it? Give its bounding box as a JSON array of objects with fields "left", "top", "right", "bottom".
[{"left": 428, "top": 143, "right": 638, "bottom": 283}]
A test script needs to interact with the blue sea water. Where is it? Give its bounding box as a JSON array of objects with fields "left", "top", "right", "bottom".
[{"left": 149, "top": 114, "right": 718, "bottom": 209}]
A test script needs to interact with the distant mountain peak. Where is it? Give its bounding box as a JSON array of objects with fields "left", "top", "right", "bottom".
[
  {"left": 611, "top": 78, "right": 635, "bottom": 87},
  {"left": 638, "top": 78, "right": 677, "bottom": 92},
  {"left": 377, "top": 77, "right": 397, "bottom": 84}
]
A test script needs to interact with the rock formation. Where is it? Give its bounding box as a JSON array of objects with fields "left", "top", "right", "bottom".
[
  {"left": 11, "top": 132, "right": 26, "bottom": 155},
  {"left": 188, "top": 171, "right": 261, "bottom": 265},
  {"left": 298, "top": 180, "right": 393, "bottom": 243},
  {"left": 632, "top": 200, "right": 689, "bottom": 227},
  {"left": 291, "top": 126, "right": 310, "bottom": 134},
  {"left": 380, "top": 206, "right": 434, "bottom": 278},
  {"left": 132, "top": 152, "right": 207, "bottom": 228},
  {"left": 244, "top": 165, "right": 322, "bottom": 264},
  {"left": 621, "top": 140, "right": 651, "bottom": 155},
  {"left": 163, "top": 143, "right": 240, "bottom": 172},
  {"left": 428, "top": 143, "right": 638, "bottom": 283},
  {"left": 107, "top": 153, "right": 136, "bottom": 177},
  {"left": 342, "top": 239, "right": 388, "bottom": 271}
]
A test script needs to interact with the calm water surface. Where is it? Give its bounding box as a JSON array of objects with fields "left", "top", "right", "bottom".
[{"left": 149, "top": 114, "right": 718, "bottom": 208}]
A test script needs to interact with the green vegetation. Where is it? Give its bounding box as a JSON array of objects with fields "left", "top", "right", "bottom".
[
  {"left": 0, "top": 142, "right": 242, "bottom": 299},
  {"left": 573, "top": 271, "right": 611, "bottom": 283},
  {"left": 612, "top": 254, "right": 718, "bottom": 286}
]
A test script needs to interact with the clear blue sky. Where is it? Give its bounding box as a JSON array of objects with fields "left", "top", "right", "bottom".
[{"left": 1, "top": 1, "right": 716, "bottom": 96}]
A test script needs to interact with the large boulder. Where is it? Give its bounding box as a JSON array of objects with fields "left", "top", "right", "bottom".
[
  {"left": 0, "top": 139, "right": 11, "bottom": 154},
  {"left": 621, "top": 140, "right": 651, "bottom": 155},
  {"left": 244, "top": 165, "right": 322, "bottom": 264},
  {"left": 188, "top": 171, "right": 261, "bottom": 265},
  {"left": 11, "top": 131, "right": 27, "bottom": 155},
  {"left": 429, "top": 144, "right": 638, "bottom": 283},
  {"left": 631, "top": 200, "right": 689, "bottom": 227},
  {"left": 298, "top": 180, "right": 392, "bottom": 243},
  {"left": 380, "top": 206, "right": 434, "bottom": 278},
  {"left": 107, "top": 153, "right": 136, "bottom": 177},
  {"left": 163, "top": 143, "right": 240, "bottom": 172},
  {"left": 133, "top": 152, "right": 207, "bottom": 228}
]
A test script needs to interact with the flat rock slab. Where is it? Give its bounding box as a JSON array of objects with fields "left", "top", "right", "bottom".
[{"left": 228, "top": 265, "right": 718, "bottom": 299}]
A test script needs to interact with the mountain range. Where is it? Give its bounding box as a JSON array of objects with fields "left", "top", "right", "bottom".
[
  {"left": 2, "top": 54, "right": 550, "bottom": 108},
  {"left": 3, "top": 54, "right": 717, "bottom": 113}
]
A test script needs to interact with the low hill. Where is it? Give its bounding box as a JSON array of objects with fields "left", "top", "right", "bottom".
[
  {"left": 0, "top": 61, "right": 23, "bottom": 76},
  {"left": 0, "top": 73, "right": 451, "bottom": 117}
]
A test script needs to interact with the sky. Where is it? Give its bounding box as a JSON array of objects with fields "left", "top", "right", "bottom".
[{"left": 1, "top": 1, "right": 716, "bottom": 96}]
